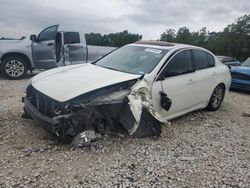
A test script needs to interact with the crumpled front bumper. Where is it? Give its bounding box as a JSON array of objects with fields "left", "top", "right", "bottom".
[{"left": 23, "top": 97, "right": 60, "bottom": 134}]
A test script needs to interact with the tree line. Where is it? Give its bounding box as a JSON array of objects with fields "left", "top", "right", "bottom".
[
  {"left": 85, "top": 30, "right": 142, "bottom": 48},
  {"left": 160, "top": 15, "right": 250, "bottom": 61},
  {"left": 85, "top": 14, "right": 250, "bottom": 60}
]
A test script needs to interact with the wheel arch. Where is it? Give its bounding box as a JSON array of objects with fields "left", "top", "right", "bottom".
[
  {"left": 217, "top": 82, "right": 226, "bottom": 100},
  {"left": 209, "top": 82, "right": 226, "bottom": 100},
  {"left": 209, "top": 82, "right": 226, "bottom": 96},
  {"left": 1, "top": 52, "right": 33, "bottom": 71},
  {"left": 217, "top": 82, "right": 226, "bottom": 90}
]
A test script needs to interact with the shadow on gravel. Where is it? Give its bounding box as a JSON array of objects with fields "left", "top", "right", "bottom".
[{"left": 229, "top": 89, "right": 250, "bottom": 95}]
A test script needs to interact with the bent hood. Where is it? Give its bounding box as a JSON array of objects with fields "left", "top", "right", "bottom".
[{"left": 31, "top": 63, "right": 141, "bottom": 102}]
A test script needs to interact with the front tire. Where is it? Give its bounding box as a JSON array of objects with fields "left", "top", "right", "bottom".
[
  {"left": 1, "top": 56, "right": 27, "bottom": 80},
  {"left": 206, "top": 84, "right": 225, "bottom": 111}
]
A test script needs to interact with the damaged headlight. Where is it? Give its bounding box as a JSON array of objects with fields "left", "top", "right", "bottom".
[{"left": 52, "top": 103, "right": 72, "bottom": 115}]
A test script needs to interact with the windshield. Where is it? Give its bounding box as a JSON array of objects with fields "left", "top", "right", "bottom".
[
  {"left": 242, "top": 58, "right": 250, "bottom": 67},
  {"left": 95, "top": 45, "right": 168, "bottom": 75}
]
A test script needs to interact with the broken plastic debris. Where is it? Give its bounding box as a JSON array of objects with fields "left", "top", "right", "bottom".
[{"left": 71, "top": 130, "right": 101, "bottom": 148}]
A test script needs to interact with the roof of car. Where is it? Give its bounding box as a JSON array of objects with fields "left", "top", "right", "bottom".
[
  {"left": 135, "top": 40, "right": 175, "bottom": 47},
  {"left": 132, "top": 40, "right": 200, "bottom": 51}
]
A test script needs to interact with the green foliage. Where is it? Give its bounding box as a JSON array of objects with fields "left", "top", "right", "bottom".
[
  {"left": 85, "top": 30, "right": 142, "bottom": 47},
  {"left": 160, "top": 29, "right": 176, "bottom": 42},
  {"left": 160, "top": 14, "right": 250, "bottom": 60}
]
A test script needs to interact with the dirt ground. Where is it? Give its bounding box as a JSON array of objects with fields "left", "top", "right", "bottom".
[{"left": 0, "top": 74, "right": 250, "bottom": 188}]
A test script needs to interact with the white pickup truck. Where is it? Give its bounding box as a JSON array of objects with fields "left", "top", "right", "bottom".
[{"left": 0, "top": 25, "right": 116, "bottom": 79}]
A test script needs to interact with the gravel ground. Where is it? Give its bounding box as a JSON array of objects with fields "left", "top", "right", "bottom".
[{"left": 0, "top": 74, "right": 250, "bottom": 188}]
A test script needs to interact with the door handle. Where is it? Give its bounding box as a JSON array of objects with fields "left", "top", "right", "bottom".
[
  {"left": 212, "top": 71, "right": 216, "bottom": 76},
  {"left": 47, "top": 42, "right": 54, "bottom": 46},
  {"left": 187, "top": 79, "right": 195, "bottom": 85}
]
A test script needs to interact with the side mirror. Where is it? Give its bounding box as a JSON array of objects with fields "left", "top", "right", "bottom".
[
  {"left": 160, "top": 92, "right": 172, "bottom": 111},
  {"left": 30, "top": 34, "right": 37, "bottom": 41}
]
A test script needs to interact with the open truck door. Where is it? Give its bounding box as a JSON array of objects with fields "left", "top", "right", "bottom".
[{"left": 31, "top": 25, "right": 59, "bottom": 69}]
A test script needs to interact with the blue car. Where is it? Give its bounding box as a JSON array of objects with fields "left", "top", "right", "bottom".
[
  {"left": 216, "top": 56, "right": 241, "bottom": 66},
  {"left": 230, "top": 58, "right": 250, "bottom": 92}
]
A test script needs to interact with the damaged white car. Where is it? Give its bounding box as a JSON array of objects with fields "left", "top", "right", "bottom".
[{"left": 22, "top": 41, "right": 231, "bottom": 143}]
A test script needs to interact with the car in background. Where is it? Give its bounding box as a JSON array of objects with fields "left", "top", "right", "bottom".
[
  {"left": 216, "top": 56, "right": 241, "bottom": 66},
  {"left": 230, "top": 58, "right": 250, "bottom": 92}
]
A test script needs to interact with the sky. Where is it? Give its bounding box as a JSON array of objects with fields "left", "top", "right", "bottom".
[{"left": 0, "top": 0, "right": 249, "bottom": 39}]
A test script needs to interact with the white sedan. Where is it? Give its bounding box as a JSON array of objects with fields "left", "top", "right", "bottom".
[{"left": 23, "top": 41, "right": 231, "bottom": 142}]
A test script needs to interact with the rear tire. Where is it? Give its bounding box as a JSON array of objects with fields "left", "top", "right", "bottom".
[
  {"left": 1, "top": 56, "right": 27, "bottom": 80},
  {"left": 206, "top": 84, "right": 225, "bottom": 111}
]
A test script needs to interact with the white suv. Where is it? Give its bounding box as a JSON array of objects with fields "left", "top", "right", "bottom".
[{"left": 23, "top": 41, "right": 231, "bottom": 143}]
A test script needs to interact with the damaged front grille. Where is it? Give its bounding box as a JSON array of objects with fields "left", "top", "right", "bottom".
[{"left": 26, "top": 85, "right": 55, "bottom": 117}]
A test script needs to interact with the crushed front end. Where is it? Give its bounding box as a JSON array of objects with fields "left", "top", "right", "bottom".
[{"left": 22, "top": 79, "right": 164, "bottom": 144}]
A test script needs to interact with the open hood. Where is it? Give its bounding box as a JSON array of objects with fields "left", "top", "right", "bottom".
[{"left": 31, "top": 63, "right": 141, "bottom": 102}]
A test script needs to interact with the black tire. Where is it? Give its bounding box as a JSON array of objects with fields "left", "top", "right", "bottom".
[
  {"left": 1, "top": 56, "right": 27, "bottom": 80},
  {"left": 206, "top": 84, "right": 225, "bottom": 111}
]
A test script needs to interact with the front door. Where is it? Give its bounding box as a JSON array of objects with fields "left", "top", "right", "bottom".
[
  {"left": 32, "top": 25, "right": 59, "bottom": 69},
  {"left": 151, "top": 49, "right": 197, "bottom": 121}
]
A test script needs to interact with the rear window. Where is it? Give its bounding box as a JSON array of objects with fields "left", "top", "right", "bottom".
[
  {"left": 207, "top": 53, "right": 215, "bottom": 67},
  {"left": 193, "top": 50, "right": 215, "bottom": 70},
  {"left": 64, "top": 32, "right": 80, "bottom": 44}
]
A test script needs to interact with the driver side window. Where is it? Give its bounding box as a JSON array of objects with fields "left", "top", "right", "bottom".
[
  {"left": 162, "top": 50, "right": 193, "bottom": 78},
  {"left": 38, "top": 25, "right": 58, "bottom": 42}
]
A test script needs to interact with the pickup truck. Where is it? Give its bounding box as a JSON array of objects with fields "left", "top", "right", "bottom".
[{"left": 0, "top": 25, "right": 116, "bottom": 79}]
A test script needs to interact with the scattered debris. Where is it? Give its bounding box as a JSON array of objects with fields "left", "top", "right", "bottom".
[
  {"left": 71, "top": 130, "right": 101, "bottom": 148},
  {"left": 24, "top": 146, "right": 41, "bottom": 156}
]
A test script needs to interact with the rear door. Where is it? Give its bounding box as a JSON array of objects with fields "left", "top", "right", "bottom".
[
  {"left": 192, "top": 50, "right": 217, "bottom": 105},
  {"left": 63, "top": 32, "right": 87, "bottom": 65},
  {"left": 32, "top": 25, "right": 59, "bottom": 69},
  {"left": 151, "top": 49, "right": 197, "bottom": 120}
]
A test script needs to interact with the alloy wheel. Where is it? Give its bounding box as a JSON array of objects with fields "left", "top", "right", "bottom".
[
  {"left": 211, "top": 86, "right": 223, "bottom": 108},
  {"left": 5, "top": 59, "right": 25, "bottom": 78}
]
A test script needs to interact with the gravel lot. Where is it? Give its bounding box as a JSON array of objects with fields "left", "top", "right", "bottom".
[{"left": 0, "top": 74, "right": 250, "bottom": 188}]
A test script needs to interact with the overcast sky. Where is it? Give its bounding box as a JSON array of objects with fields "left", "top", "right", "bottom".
[{"left": 0, "top": 0, "right": 249, "bottom": 39}]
